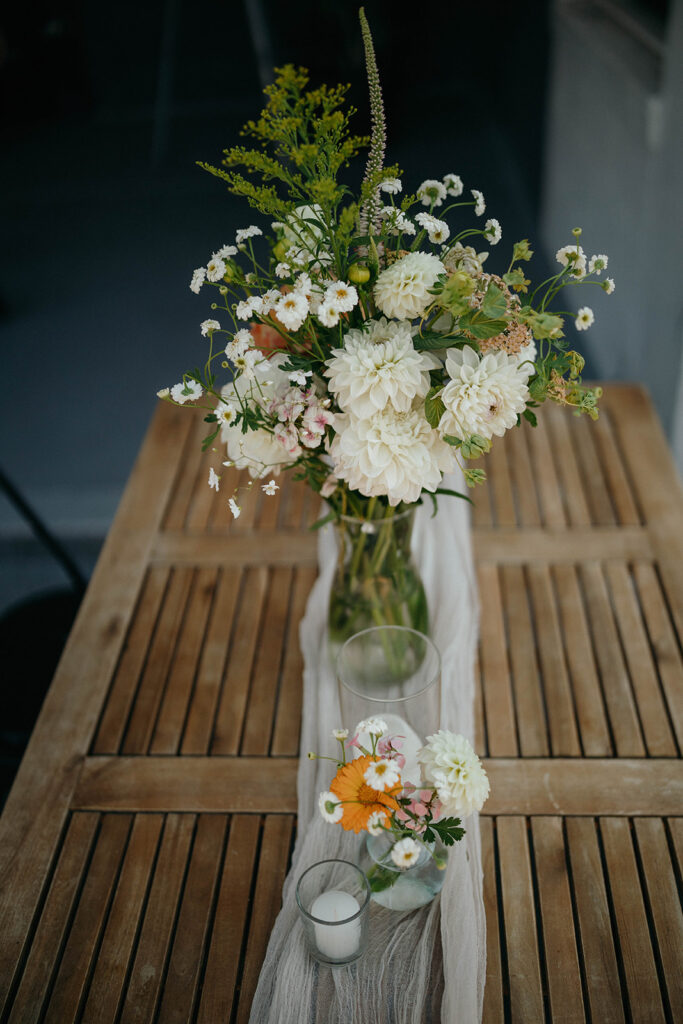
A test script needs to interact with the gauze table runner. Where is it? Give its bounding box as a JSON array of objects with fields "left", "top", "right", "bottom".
[{"left": 249, "top": 481, "right": 486, "bottom": 1023}]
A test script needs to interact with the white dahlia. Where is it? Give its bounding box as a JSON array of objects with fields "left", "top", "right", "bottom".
[
  {"left": 374, "top": 251, "right": 445, "bottom": 321},
  {"left": 219, "top": 360, "right": 296, "bottom": 479},
  {"left": 391, "top": 837, "right": 421, "bottom": 869},
  {"left": 330, "top": 403, "right": 454, "bottom": 506},
  {"left": 439, "top": 346, "right": 529, "bottom": 441},
  {"left": 418, "top": 730, "right": 490, "bottom": 817},
  {"left": 325, "top": 318, "right": 437, "bottom": 419}
]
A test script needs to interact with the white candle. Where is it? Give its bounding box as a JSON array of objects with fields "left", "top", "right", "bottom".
[{"left": 310, "top": 889, "right": 361, "bottom": 960}]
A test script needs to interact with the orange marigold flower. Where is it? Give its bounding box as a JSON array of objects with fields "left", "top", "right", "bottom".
[{"left": 330, "top": 755, "right": 401, "bottom": 833}]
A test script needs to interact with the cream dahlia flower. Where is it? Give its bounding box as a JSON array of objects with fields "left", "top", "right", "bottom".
[
  {"left": 417, "top": 730, "right": 490, "bottom": 817},
  {"left": 325, "top": 318, "right": 438, "bottom": 418},
  {"left": 439, "top": 346, "right": 529, "bottom": 441},
  {"left": 219, "top": 360, "right": 296, "bottom": 478},
  {"left": 330, "top": 403, "right": 454, "bottom": 506},
  {"left": 374, "top": 251, "right": 445, "bottom": 321}
]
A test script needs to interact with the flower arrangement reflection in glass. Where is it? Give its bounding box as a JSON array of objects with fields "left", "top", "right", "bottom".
[{"left": 312, "top": 719, "right": 489, "bottom": 905}]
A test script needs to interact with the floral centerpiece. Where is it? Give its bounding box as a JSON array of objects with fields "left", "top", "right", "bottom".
[
  {"left": 159, "top": 9, "right": 612, "bottom": 644},
  {"left": 313, "top": 719, "right": 489, "bottom": 910}
]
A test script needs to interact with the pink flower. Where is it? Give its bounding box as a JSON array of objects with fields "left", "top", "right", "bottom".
[
  {"left": 394, "top": 753, "right": 406, "bottom": 770},
  {"left": 411, "top": 801, "right": 428, "bottom": 816}
]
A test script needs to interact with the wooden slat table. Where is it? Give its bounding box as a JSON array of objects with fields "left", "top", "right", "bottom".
[{"left": 1, "top": 384, "right": 682, "bottom": 1023}]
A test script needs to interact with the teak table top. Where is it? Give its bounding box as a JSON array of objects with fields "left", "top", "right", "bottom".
[{"left": 1, "top": 384, "right": 682, "bottom": 1023}]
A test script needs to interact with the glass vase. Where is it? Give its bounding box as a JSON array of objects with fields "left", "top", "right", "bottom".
[
  {"left": 362, "top": 831, "right": 447, "bottom": 911},
  {"left": 328, "top": 507, "right": 428, "bottom": 651},
  {"left": 336, "top": 625, "right": 441, "bottom": 788}
]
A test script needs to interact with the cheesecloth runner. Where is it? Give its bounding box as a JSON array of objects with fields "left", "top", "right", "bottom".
[{"left": 249, "top": 482, "right": 485, "bottom": 1023}]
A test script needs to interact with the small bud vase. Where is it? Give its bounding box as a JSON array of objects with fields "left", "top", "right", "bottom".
[
  {"left": 328, "top": 506, "right": 428, "bottom": 650},
  {"left": 362, "top": 831, "right": 448, "bottom": 911}
]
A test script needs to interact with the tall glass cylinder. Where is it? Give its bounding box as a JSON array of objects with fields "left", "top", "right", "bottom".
[{"left": 336, "top": 626, "right": 441, "bottom": 788}]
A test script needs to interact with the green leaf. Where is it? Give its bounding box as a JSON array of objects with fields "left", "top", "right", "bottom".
[
  {"left": 522, "top": 408, "right": 538, "bottom": 427},
  {"left": 434, "top": 486, "right": 473, "bottom": 505},
  {"left": 502, "top": 268, "right": 531, "bottom": 294},
  {"left": 464, "top": 318, "right": 508, "bottom": 341},
  {"left": 481, "top": 282, "right": 507, "bottom": 320},
  {"left": 204, "top": 413, "right": 218, "bottom": 423},
  {"left": 201, "top": 428, "right": 219, "bottom": 451},
  {"left": 512, "top": 239, "right": 534, "bottom": 263},
  {"left": 442, "top": 434, "right": 462, "bottom": 447},
  {"left": 413, "top": 332, "right": 467, "bottom": 351},
  {"left": 424, "top": 386, "right": 445, "bottom": 429},
  {"left": 309, "top": 509, "right": 337, "bottom": 531},
  {"left": 367, "top": 864, "right": 400, "bottom": 893}
]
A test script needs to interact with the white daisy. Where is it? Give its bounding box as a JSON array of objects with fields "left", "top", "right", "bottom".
[
  {"left": 471, "top": 190, "right": 486, "bottom": 216},
  {"left": 214, "top": 244, "right": 238, "bottom": 259},
  {"left": 589, "top": 254, "right": 608, "bottom": 274},
  {"left": 604, "top": 277, "right": 615, "bottom": 294},
  {"left": 357, "top": 717, "right": 389, "bottom": 736},
  {"left": 555, "top": 244, "right": 587, "bottom": 278},
  {"left": 275, "top": 262, "right": 292, "bottom": 279},
  {"left": 443, "top": 173, "right": 464, "bottom": 197},
  {"left": 318, "top": 790, "right": 343, "bottom": 824},
  {"left": 367, "top": 810, "right": 390, "bottom": 836},
  {"left": 228, "top": 497, "right": 241, "bottom": 519},
  {"left": 208, "top": 467, "right": 220, "bottom": 491},
  {"left": 225, "top": 329, "right": 252, "bottom": 360},
  {"left": 380, "top": 178, "right": 402, "bottom": 194},
  {"left": 484, "top": 218, "right": 502, "bottom": 244},
  {"left": 206, "top": 257, "right": 226, "bottom": 282},
  {"left": 261, "top": 479, "right": 279, "bottom": 495},
  {"left": 171, "top": 379, "right": 203, "bottom": 404},
  {"left": 374, "top": 251, "right": 445, "bottom": 321},
  {"left": 318, "top": 300, "right": 340, "bottom": 328},
  {"left": 576, "top": 306, "right": 595, "bottom": 331},
  {"left": 215, "top": 400, "right": 237, "bottom": 427},
  {"left": 190, "top": 267, "right": 206, "bottom": 293},
  {"left": 235, "top": 296, "right": 262, "bottom": 320},
  {"left": 233, "top": 349, "right": 263, "bottom": 380},
  {"left": 275, "top": 291, "right": 309, "bottom": 331},
  {"left": 391, "top": 837, "right": 421, "bottom": 869},
  {"left": 200, "top": 319, "right": 221, "bottom": 336},
  {"left": 439, "top": 345, "right": 529, "bottom": 441},
  {"left": 323, "top": 281, "right": 358, "bottom": 313},
  {"left": 325, "top": 318, "right": 437, "bottom": 418},
  {"left": 417, "top": 179, "right": 448, "bottom": 207},
  {"left": 333, "top": 728, "right": 349, "bottom": 741},
  {"left": 157, "top": 387, "right": 170, "bottom": 398},
  {"left": 364, "top": 759, "right": 401, "bottom": 790},
  {"left": 235, "top": 225, "right": 263, "bottom": 244},
  {"left": 415, "top": 212, "right": 450, "bottom": 244}
]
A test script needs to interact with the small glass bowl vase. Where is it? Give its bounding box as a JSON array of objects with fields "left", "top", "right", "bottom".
[
  {"left": 328, "top": 507, "right": 428, "bottom": 652},
  {"left": 295, "top": 859, "right": 371, "bottom": 967},
  {"left": 362, "top": 831, "right": 448, "bottom": 911},
  {"left": 337, "top": 626, "right": 441, "bottom": 786}
]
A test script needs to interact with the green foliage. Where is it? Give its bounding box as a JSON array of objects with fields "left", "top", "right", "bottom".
[
  {"left": 424, "top": 386, "right": 446, "bottom": 428},
  {"left": 464, "top": 468, "right": 487, "bottom": 487},
  {"left": 199, "top": 64, "right": 367, "bottom": 218},
  {"left": 481, "top": 282, "right": 507, "bottom": 319},
  {"left": 423, "top": 817, "right": 465, "bottom": 847},
  {"left": 512, "top": 239, "right": 534, "bottom": 262},
  {"left": 503, "top": 267, "right": 531, "bottom": 293},
  {"left": 367, "top": 863, "right": 400, "bottom": 893},
  {"left": 517, "top": 307, "right": 564, "bottom": 340}
]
